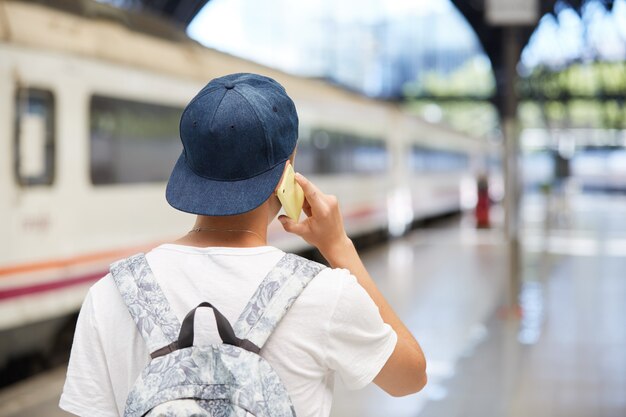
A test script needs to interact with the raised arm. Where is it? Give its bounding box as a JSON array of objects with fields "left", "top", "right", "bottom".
[{"left": 278, "top": 172, "right": 427, "bottom": 396}]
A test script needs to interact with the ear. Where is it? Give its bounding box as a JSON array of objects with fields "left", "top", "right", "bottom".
[{"left": 274, "top": 160, "right": 292, "bottom": 195}]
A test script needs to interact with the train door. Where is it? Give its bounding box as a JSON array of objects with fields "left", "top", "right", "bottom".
[
  {"left": 0, "top": 52, "right": 11, "bottom": 264},
  {"left": 8, "top": 83, "right": 57, "bottom": 265},
  {"left": 386, "top": 113, "right": 413, "bottom": 237}
]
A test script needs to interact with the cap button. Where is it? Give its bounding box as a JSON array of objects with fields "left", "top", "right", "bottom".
[{"left": 224, "top": 82, "right": 235, "bottom": 90}]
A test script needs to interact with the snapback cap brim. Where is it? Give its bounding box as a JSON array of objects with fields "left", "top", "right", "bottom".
[{"left": 166, "top": 153, "right": 287, "bottom": 216}]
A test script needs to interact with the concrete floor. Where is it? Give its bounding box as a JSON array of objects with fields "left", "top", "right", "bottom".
[{"left": 1, "top": 191, "right": 624, "bottom": 417}]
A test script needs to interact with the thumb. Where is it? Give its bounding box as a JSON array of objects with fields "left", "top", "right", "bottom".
[{"left": 278, "top": 215, "right": 306, "bottom": 236}]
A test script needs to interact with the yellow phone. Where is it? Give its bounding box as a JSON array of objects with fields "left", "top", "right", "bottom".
[{"left": 276, "top": 163, "right": 304, "bottom": 222}]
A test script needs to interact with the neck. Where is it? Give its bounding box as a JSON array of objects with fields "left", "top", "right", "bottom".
[{"left": 172, "top": 205, "right": 271, "bottom": 248}]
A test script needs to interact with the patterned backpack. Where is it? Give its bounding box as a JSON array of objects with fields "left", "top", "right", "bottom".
[{"left": 110, "top": 252, "right": 326, "bottom": 417}]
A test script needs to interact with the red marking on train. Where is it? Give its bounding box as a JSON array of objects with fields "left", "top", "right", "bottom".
[
  {"left": 0, "top": 205, "right": 383, "bottom": 294},
  {"left": 0, "top": 240, "right": 174, "bottom": 277},
  {"left": 0, "top": 271, "right": 105, "bottom": 301},
  {"left": 347, "top": 206, "right": 381, "bottom": 219}
]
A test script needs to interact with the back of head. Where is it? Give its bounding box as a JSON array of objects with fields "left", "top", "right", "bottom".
[{"left": 166, "top": 73, "right": 299, "bottom": 216}]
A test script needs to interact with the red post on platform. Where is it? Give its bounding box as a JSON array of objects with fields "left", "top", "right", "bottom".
[{"left": 475, "top": 175, "right": 490, "bottom": 228}]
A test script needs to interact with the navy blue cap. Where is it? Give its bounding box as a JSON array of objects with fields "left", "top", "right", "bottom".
[{"left": 166, "top": 73, "right": 299, "bottom": 216}]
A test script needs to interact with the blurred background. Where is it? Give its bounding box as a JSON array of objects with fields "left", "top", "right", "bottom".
[{"left": 0, "top": 0, "right": 624, "bottom": 415}]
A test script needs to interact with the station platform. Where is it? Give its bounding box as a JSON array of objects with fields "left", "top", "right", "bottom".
[{"left": 0, "top": 192, "right": 624, "bottom": 417}]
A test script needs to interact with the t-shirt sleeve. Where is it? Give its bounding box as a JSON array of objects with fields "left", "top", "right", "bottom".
[
  {"left": 59, "top": 285, "right": 119, "bottom": 417},
  {"left": 324, "top": 269, "right": 397, "bottom": 390}
]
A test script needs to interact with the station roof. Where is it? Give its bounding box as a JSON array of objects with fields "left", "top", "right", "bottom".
[
  {"left": 135, "top": 0, "right": 617, "bottom": 76},
  {"left": 449, "top": 0, "right": 616, "bottom": 72},
  {"left": 27, "top": 1, "right": 618, "bottom": 71},
  {"left": 137, "top": 1, "right": 616, "bottom": 36},
  {"left": 137, "top": 0, "right": 207, "bottom": 28}
]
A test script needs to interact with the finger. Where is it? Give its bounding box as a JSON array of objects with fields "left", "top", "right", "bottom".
[
  {"left": 278, "top": 215, "right": 307, "bottom": 236},
  {"left": 302, "top": 199, "right": 312, "bottom": 217},
  {"left": 295, "top": 172, "right": 326, "bottom": 210}
]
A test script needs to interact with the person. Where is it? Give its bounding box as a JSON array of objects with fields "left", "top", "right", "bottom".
[{"left": 59, "top": 73, "right": 426, "bottom": 417}]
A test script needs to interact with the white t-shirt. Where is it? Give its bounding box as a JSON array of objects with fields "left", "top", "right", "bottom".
[{"left": 59, "top": 244, "right": 397, "bottom": 417}]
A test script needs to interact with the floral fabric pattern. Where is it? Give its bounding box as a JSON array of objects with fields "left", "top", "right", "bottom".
[
  {"left": 109, "top": 252, "right": 326, "bottom": 417},
  {"left": 125, "top": 345, "right": 294, "bottom": 417},
  {"left": 233, "top": 253, "right": 326, "bottom": 348},
  {"left": 111, "top": 254, "right": 181, "bottom": 352}
]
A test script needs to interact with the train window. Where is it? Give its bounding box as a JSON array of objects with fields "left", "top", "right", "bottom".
[
  {"left": 90, "top": 95, "right": 183, "bottom": 185},
  {"left": 487, "top": 154, "right": 501, "bottom": 171},
  {"left": 409, "top": 145, "right": 469, "bottom": 173},
  {"left": 293, "top": 126, "right": 316, "bottom": 176},
  {"left": 409, "top": 146, "right": 429, "bottom": 172},
  {"left": 14, "top": 88, "right": 55, "bottom": 186},
  {"left": 427, "top": 150, "right": 469, "bottom": 172},
  {"left": 298, "top": 129, "right": 387, "bottom": 175}
]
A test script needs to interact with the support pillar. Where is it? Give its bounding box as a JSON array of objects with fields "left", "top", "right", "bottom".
[{"left": 500, "top": 26, "right": 522, "bottom": 314}]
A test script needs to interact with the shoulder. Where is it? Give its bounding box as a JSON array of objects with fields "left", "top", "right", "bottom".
[
  {"left": 308, "top": 265, "right": 354, "bottom": 289},
  {"left": 84, "top": 258, "right": 138, "bottom": 331},
  {"left": 90, "top": 271, "right": 117, "bottom": 293},
  {"left": 292, "top": 260, "right": 357, "bottom": 310},
  {"left": 79, "top": 262, "right": 148, "bottom": 355},
  {"left": 299, "top": 263, "right": 386, "bottom": 330},
  {"left": 88, "top": 271, "right": 123, "bottom": 308}
]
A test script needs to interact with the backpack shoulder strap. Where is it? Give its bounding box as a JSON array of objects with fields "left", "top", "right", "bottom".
[
  {"left": 233, "top": 253, "right": 326, "bottom": 350},
  {"left": 110, "top": 253, "right": 181, "bottom": 353}
]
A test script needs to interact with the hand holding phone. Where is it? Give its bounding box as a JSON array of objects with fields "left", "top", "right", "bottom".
[
  {"left": 278, "top": 172, "right": 351, "bottom": 260},
  {"left": 276, "top": 163, "right": 304, "bottom": 222}
]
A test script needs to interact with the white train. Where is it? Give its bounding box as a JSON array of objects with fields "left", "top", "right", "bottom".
[{"left": 0, "top": 0, "right": 489, "bottom": 366}]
